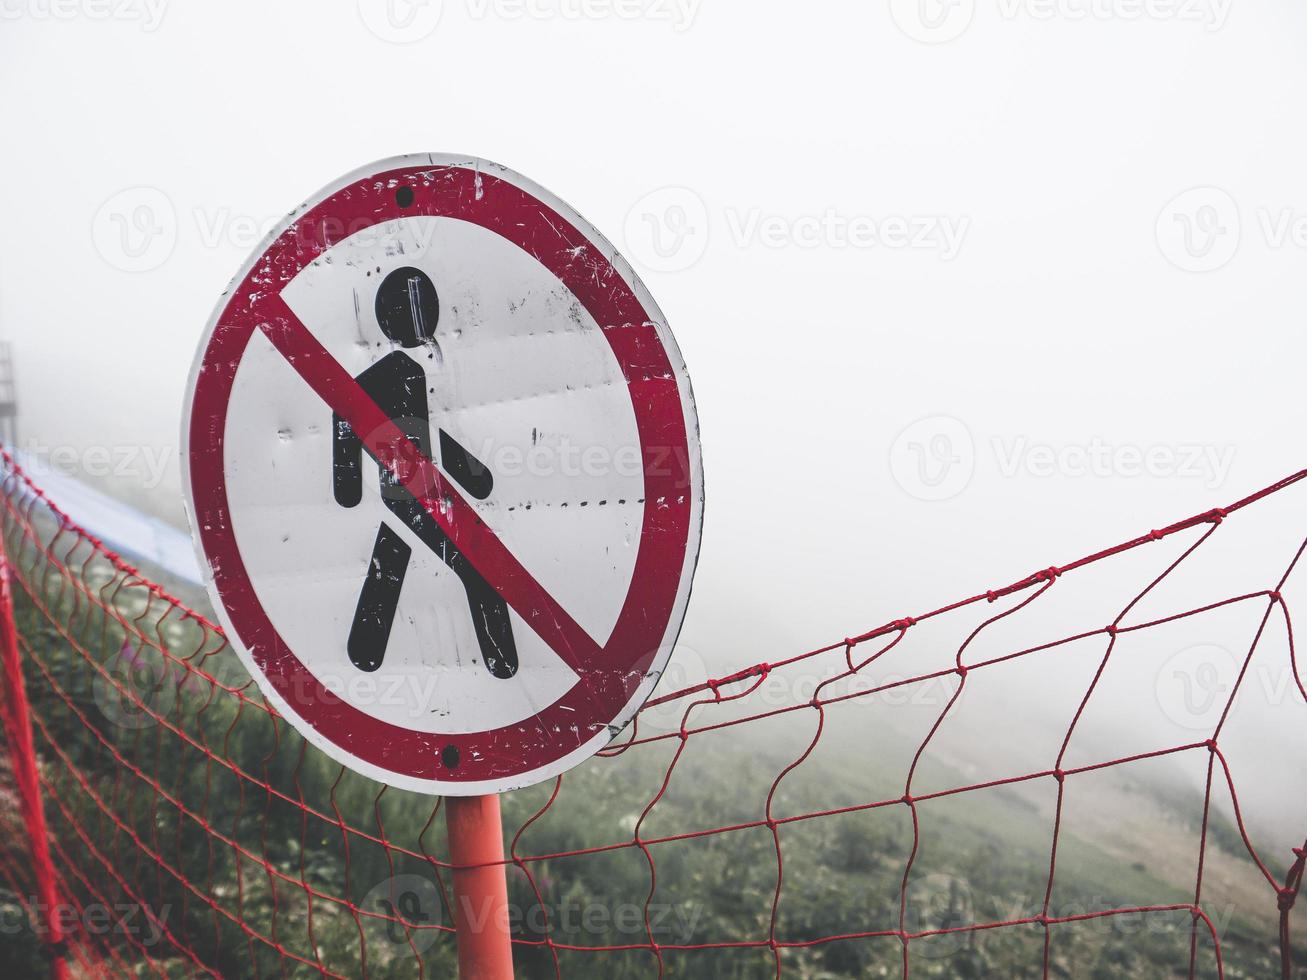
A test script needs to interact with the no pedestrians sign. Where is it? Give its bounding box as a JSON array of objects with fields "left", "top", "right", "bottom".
[{"left": 182, "top": 155, "right": 702, "bottom": 794}]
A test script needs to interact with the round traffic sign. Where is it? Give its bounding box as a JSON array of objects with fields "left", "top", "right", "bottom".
[{"left": 182, "top": 155, "right": 702, "bottom": 794}]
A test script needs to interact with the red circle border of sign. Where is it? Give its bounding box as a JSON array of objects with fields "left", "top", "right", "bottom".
[{"left": 187, "top": 161, "right": 695, "bottom": 787}]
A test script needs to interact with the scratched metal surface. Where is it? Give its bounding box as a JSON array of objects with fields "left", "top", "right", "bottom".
[{"left": 181, "top": 155, "right": 704, "bottom": 795}]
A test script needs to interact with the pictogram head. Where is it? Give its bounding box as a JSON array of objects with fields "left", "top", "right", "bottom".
[{"left": 375, "top": 266, "right": 439, "bottom": 348}]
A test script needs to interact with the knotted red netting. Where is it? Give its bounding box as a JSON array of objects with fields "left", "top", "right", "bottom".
[{"left": 0, "top": 450, "right": 1303, "bottom": 979}]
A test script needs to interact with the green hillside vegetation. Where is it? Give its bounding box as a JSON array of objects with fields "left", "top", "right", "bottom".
[{"left": 0, "top": 511, "right": 1296, "bottom": 978}]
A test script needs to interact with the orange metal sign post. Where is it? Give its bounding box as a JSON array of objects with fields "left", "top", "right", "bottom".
[{"left": 445, "top": 794, "right": 515, "bottom": 979}]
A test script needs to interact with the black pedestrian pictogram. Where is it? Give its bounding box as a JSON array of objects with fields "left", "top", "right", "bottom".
[{"left": 333, "top": 266, "right": 518, "bottom": 679}]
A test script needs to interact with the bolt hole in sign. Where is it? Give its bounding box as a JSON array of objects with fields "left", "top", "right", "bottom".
[{"left": 182, "top": 155, "right": 703, "bottom": 794}]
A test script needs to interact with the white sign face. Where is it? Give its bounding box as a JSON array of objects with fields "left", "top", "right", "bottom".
[{"left": 183, "top": 155, "right": 703, "bottom": 794}]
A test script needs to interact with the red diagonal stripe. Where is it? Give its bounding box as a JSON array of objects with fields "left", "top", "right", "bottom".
[{"left": 259, "top": 293, "right": 601, "bottom": 674}]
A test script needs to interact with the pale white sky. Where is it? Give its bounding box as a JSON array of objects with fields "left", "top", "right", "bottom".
[{"left": 1, "top": 0, "right": 1304, "bottom": 841}]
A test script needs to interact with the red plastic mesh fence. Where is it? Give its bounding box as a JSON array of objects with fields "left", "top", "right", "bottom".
[{"left": 0, "top": 449, "right": 1304, "bottom": 979}]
